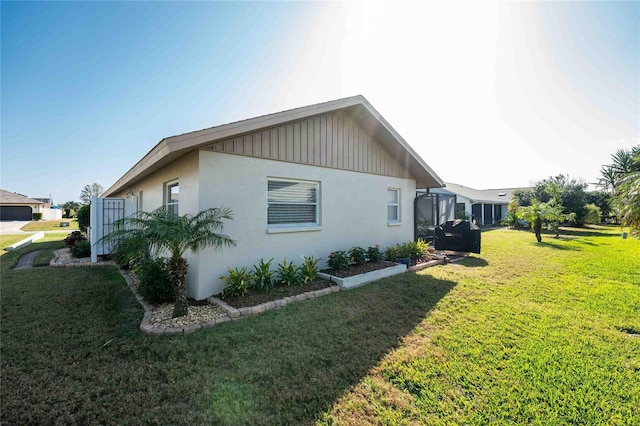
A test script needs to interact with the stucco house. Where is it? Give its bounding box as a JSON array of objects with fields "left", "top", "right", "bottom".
[
  {"left": 0, "top": 189, "right": 47, "bottom": 221},
  {"left": 103, "top": 95, "right": 444, "bottom": 299},
  {"left": 428, "top": 183, "right": 526, "bottom": 226}
]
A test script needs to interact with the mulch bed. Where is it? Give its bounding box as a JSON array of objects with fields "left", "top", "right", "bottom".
[
  {"left": 220, "top": 278, "right": 334, "bottom": 309},
  {"left": 320, "top": 261, "right": 400, "bottom": 278}
]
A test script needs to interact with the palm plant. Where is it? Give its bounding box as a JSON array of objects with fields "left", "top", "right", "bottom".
[
  {"left": 601, "top": 145, "right": 640, "bottom": 236},
  {"left": 613, "top": 167, "right": 640, "bottom": 238},
  {"left": 102, "top": 206, "right": 235, "bottom": 317}
]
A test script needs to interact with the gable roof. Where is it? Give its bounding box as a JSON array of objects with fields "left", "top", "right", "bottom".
[
  {"left": 0, "top": 189, "right": 45, "bottom": 205},
  {"left": 104, "top": 95, "right": 444, "bottom": 196},
  {"left": 432, "top": 183, "right": 528, "bottom": 204}
]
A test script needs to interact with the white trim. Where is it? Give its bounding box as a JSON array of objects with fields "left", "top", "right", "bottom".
[
  {"left": 387, "top": 188, "right": 401, "bottom": 224},
  {"left": 164, "top": 179, "right": 179, "bottom": 214},
  {"left": 266, "top": 226, "right": 322, "bottom": 234}
]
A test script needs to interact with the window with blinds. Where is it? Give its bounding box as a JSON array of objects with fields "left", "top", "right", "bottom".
[{"left": 267, "top": 179, "right": 319, "bottom": 226}]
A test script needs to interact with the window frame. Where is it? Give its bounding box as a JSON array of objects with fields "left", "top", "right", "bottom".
[
  {"left": 387, "top": 188, "right": 401, "bottom": 224},
  {"left": 164, "top": 180, "right": 179, "bottom": 215},
  {"left": 267, "top": 177, "right": 320, "bottom": 231}
]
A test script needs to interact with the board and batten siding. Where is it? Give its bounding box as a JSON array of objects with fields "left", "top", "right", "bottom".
[{"left": 204, "top": 110, "right": 413, "bottom": 180}]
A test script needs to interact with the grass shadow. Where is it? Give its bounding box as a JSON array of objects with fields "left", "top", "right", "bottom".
[
  {"left": 535, "top": 240, "right": 582, "bottom": 251},
  {"left": 455, "top": 257, "right": 488, "bottom": 267},
  {"left": 193, "top": 273, "right": 457, "bottom": 424},
  {"left": 557, "top": 225, "right": 620, "bottom": 239},
  {"left": 0, "top": 267, "right": 456, "bottom": 425}
]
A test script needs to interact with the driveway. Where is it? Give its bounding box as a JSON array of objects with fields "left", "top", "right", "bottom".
[{"left": 0, "top": 221, "right": 32, "bottom": 235}]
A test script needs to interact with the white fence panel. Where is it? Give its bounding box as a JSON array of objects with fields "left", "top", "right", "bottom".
[{"left": 90, "top": 195, "right": 138, "bottom": 262}]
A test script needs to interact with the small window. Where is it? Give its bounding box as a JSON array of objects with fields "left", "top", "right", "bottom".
[
  {"left": 387, "top": 188, "right": 400, "bottom": 223},
  {"left": 165, "top": 181, "right": 179, "bottom": 215},
  {"left": 268, "top": 179, "right": 319, "bottom": 226}
]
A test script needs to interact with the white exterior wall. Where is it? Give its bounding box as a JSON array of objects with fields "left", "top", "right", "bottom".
[
  {"left": 39, "top": 207, "right": 62, "bottom": 220},
  {"left": 110, "top": 152, "right": 202, "bottom": 295},
  {"left": 112, "top": 152, "right": 201, "bottom": 215},
  {"left": 195, "top": 151, "right": 416, "bottom": 299}
]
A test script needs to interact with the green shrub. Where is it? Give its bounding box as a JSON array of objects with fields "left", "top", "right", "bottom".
[
  {"left": 327, "top": 250, "right": 350, "bottom": 271},
  {"left": 397, "top": 243, "right": 412, "bottom": 260},
  {"left": 252, "top": 258, "right": 275, "bottom": 291},
  {"left": 134, "top": 258, "right": 174, "bottom": 304},
  {"left": 277, "top": 259, "right": 300, "bottom": 286},
  {"left": 584, "top": 203, "right": 602, "bottom": 224},
  {"left": 70, "top": 240, "right": 91, "bottom": 258},
  {"left": 220, "top": 266, "right": 253, "bottom": 298},
  {"left": 64, "top": 231, "right": 86, "bottom": 248},
  {"left": 384, "top": 244, "right": 400, "bottom": 262},
  {"left": 456, "top": 210, "right": 469, "bottom": 221},
  {"left": 349, "top": 246, "right": 367, "bottom": 265},
  {"left": 300, "top": 256, "right": 320, "bottom": 283},
  {"left": 32, "top": 213, "right": 43, "bottom": 221},
  {"left": 407, "top": 240, "right": 429, "bottom": 260},
  {"left": 367, "top": 245, "right": 383, "bottom": 262},
  {"left": 76, "top": 204, "right": 90, "bottom": 233}
]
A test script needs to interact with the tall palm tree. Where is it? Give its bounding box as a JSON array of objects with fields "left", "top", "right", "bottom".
[
  {"left": 613, "top": 158, "right": 640, "bottom": 238},
  {"left": 102, "top": 206, "right": 235, "bottom": 317}
]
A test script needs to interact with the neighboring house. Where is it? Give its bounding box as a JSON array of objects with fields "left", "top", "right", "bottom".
[
  {"left": 427, "top": 183, "right": 527, "bottom": 226},
  {"left": 0, "top": 189, "right": 44, "bottom": 220},
  {"left": 103, "top": 95, "right": 444, "bottom": 299},
  {"left": 0, "top": 190, "right": 63, "bottom": 221},
  {"left": 33, "top": 197, "right": 63, "bottom": 220}
]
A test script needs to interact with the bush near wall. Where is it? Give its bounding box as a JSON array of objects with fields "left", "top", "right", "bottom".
[
  {"left": 32, "top": 213, "right": 43, "bottom": 221},
  {"left": 134, "top": 258, "right": 174, "bottom": 304}
]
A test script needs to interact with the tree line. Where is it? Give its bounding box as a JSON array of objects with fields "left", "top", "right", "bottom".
[{"left": 505, "top": 145, "right": 639, "bottom": 240}]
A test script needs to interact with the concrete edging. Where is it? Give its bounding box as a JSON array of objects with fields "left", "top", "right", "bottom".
[
  {"left": 5, "top": 232, "right": 44, "bottom": 252},
  {"left": 209, "top": 284, "right": 342, "bottom": 320}
]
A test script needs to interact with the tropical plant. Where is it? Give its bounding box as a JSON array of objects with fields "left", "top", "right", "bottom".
[
  {"left": 516, "top": 198, "right": 571, "bottom": 241},
  {"left": 409, "top": 240, "right": 430, "bottom": 260},
  {"left": 220, "top": 266, "right": 252, "bottom": 298},
  {"left": 612, "top": 167, "right": 640, "bottom": 237},
  {"left": 349, "top": 246, "right": 367, "bottom": 265},
  {"left": 101, "top": 206, "right": 235, "bottom": 317},
  {"left": 327, "top": 251, "right": 350, "bottom": 271},
  {"left": 277, "top": 259, "right": 300, "bottom": 286},
  {"left": 300, "top": 256, "right": 320, "bottom": 283},
  {"left": 113, "top": 239, "right": 149, "bottom": 270},
  {"left": 366, "top": 245, "right": 383, "bottom": 263},
  {"left": 252, "top": 258, "right": 275, "bottom": 291},
  {"left": 600, "top": 145, "right": 640, "bottom": 237}
]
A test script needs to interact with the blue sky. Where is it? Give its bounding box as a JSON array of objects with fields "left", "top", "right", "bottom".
[{"left": 1, "top": 1, "right": 638, "bottom": 204}]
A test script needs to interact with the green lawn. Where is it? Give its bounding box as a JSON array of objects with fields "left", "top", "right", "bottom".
[
  {"left": 1, "top": 227, "right": 638, "bottom": 425},
  {"left": 20, "top": 218, "right": 79, "bottom": 231}
]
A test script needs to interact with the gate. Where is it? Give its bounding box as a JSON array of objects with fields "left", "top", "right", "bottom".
[
  {"left": 89, "top": 195, "right": 138, "bottom": 262},
  {"left": 414, "top": 192, "right": 456, "bottom": 242}
]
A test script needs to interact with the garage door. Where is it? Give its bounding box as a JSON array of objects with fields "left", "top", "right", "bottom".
[{"left": 0, "top": 206, "right": 32, "bottom": 221}]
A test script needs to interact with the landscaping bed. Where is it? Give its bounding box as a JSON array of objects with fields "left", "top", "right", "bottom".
[
  {"left": 220, "top": 277, "right": 333, "bottom": 308},
  {"left": 319, "top": 260, "right": 399, "bottom": 278}
]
